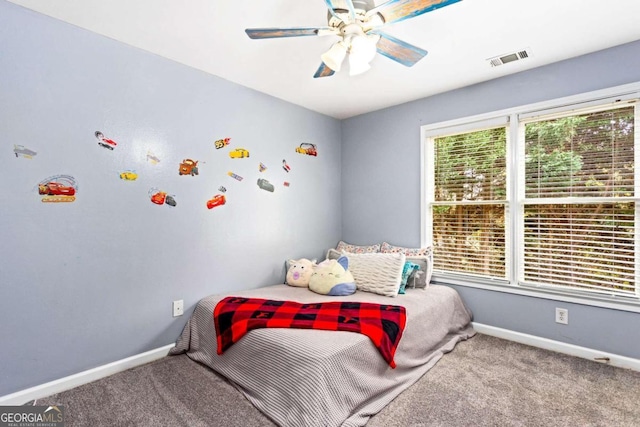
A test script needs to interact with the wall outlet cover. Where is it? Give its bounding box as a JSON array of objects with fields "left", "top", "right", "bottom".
[{"left": 173, "top": 300, "right": 184, "bottom": 317}]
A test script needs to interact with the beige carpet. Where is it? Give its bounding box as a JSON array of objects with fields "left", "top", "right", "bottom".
[{"left": 36, "top": 334, "right": 640, "bottom": 426}]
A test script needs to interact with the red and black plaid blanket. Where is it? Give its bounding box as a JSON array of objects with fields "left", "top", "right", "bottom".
[{"left": 213, "top": 297, "right": 407, "bottom": 368}]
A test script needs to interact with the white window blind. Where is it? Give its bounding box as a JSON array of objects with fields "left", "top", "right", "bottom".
[
  {"left": 429, "top": 125, "right": 508, "bottom": 280},
  {"left": 520, "top": 104, "right": 637, "bottom": 297}
]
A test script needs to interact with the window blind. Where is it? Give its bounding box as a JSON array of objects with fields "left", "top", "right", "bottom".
[
  {"left": 521, "top": 105, "right": 637, "bottom": 297},
  {"left": 431, "top": 126, "right": 508, "bottom": 280}
]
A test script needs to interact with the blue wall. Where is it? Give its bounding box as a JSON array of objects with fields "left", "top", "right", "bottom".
[
  {"left": 341, "top": 40, "right": 640, "bottom": 358},
  {"left": 0, "top": 1, "right": 341, "bottom": 396}
]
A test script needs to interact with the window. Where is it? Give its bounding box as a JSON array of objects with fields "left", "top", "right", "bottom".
[
  {"left": 424, "top": 94, "right": 640, "bottom": 303},
  {"left": 520, "top": 104, "right": 636, "bottom": 298},
  {"left": 427, "top": 123, "right": 509, "bottom": 281}
]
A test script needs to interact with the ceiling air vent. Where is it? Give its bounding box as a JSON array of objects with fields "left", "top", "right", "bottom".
[{"left": 488, "top": 48, "right": 532, "bottom": 67}]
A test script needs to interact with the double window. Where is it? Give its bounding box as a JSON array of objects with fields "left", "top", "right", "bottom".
[{"left": 424, "top": 93, "right": 639, "bottom": 303}]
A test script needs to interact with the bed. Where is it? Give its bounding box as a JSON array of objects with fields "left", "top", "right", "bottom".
[{"left": 170, "top": 283, "right": 474, "bottom": 426}]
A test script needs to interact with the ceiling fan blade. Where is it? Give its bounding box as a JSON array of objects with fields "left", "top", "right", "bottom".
[
  {"left": 324, "top": 0, "right": 343, "bottom": 20},
  {"left": 344, "top": 0, "right": 357, "bottom": 21},
  {"left": 368, "top": 0, "right": 461, "bottom": 26},
  {"left": 375, "top": 32, "right": 428, "bottom": 67},
  {"left": 245, "top": 27, "right": 332, "bottom": 39},
  {"left": 313, "top": 62, "right": 336, "bottom": 78}
]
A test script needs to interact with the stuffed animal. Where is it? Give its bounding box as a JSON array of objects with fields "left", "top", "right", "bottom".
[
  {"left": 286, "top": 258, "right": 317, "bottom": 287},
  {"left": 308, "top": 256, "right": 356, "bottom": 296}
]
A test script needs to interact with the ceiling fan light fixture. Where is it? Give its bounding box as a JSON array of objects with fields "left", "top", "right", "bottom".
[
  {"left": 348, "top": 54, "right": 371, "bottom": 76},
  {"left": 347, "top": 34, "right": 378, "bottom": 76},
  {"left": 246, "top": 0, "right": 455, "bottom": 78},
  {"left": 350, "top": 34, "right": 378, "bottom": 63},
  {"left": 321, "top": 41, "right": 348, "bottom": 72}
]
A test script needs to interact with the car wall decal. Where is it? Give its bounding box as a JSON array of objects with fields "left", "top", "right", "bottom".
[
  {"left": 146, "top": 151, "right": 161, "bottom": 164},
  {"left": 295, "top": 143, "right": 317, "bottom": 157},
  {"left": 282, "top": 159, "right": 291, "bottom": 172},
  {"left": 149, "top": 188, "right": 176, "bottom": 207},
  {"left": 119, "top": 170, "right": 138, "bottom": 181},
  {"left": 37, "top": 175, "right": 77, "bottom": 203},
  {"left": 179, "top": 159, "right": 199, "bottom": 176},
  {"left": 214, "top": 137, "right": 231, "bottom": 149},
  {"left": 227, "top": 171, "right": 243, "bottom": 181},
  {"left": 218, "top": 186, "right": 227, "bottom": 193},
  {"left": 95, "top": 131, "right": 117, "bottom": 150},
  {"left": 14, "top": 145, "right": 37, "bottom": 159},
  {"left": 229, "top": 148, "right": 250, "bottom": 159},
  {"left": 259, "top": 162, "right": 267, "bottom": 172},
  {"left": 257, "top": 178, "right": 275, "bottom": 193},
  {"left": 165, "top": 194, "right": 177, "bottom": 207},
  {"left": 207, "top": 194, "right": 226, "bottom": 209},
  {"left": 284, "top": 181, "right": 290, "bottom": 187}
]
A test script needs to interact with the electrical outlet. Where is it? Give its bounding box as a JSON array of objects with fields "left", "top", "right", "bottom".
[
  {"left": 173, "top": 300, "right": 184, "bottom": 317},
  {"left": 555, "top": 307, "right": 568, "bottom": 324}
]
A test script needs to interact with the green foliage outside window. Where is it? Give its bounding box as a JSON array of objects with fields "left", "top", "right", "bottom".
[{"left": 430, "top": 104, "right": 636, "bottom": 295}]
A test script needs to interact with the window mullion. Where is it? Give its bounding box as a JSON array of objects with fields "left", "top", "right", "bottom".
[{"left": 633, "top": 104, "right": 640, "bottom": 298}]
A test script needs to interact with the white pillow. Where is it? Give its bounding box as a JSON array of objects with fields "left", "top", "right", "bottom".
[
  {"left": 345, "top": 252, "right": 406, "bottom": 297},
  {"left": 328, "top": 248, "right": 433, "bottom": 289}
]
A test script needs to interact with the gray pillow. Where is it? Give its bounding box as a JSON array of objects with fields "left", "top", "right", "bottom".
[
  {"left": 405, "top": 254, "right": 433, "bottom": 288},
  {"left": 326, "top": 248, "right": 342, "bottom": 260}
]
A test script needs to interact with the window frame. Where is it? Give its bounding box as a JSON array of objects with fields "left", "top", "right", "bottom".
[
  {"left": 420, "top": 82, "right": 640, "bottom": 313},
  {"left": 516, "top": 102, "right": 639, "bottom": 299},
  {"left": 424, "top": 117, "right": 511, "bottom": 284}
]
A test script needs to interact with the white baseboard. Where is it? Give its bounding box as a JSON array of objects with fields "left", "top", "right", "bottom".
[
  {"left": 472, "top": 322, "right": 640, "bottom": 372},
  {"left": 3, "top": 327, "right": 638, "bottom": 405},
  {"left": 0, "top": 344, "right": 175, "bottom": 406}
]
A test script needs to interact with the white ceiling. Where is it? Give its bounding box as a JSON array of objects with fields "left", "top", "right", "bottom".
[{"left": 9, "top": 0, "right": 640, "bottom": 119}]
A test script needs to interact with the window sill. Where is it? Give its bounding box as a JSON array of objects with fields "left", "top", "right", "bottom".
[{"left": 432, "top": 275, "right": 640, "bottom": 314}]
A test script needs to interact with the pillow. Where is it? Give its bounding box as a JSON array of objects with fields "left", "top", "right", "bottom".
[
  {"left": 380, "top": 242, "right": 432, "bottom": 257},
  {"left": 332, "top": 248, "right": 433, "bottom": 289},
  {"left": 326, "top": 248, "right": 342, "bottom": 260},
  {"left": 399, "top": 261, "right": 421, "bottom": 294},
  {"left": 336, "top": 241, "right": 381, "bottom": 254},
  {"left": 405, "top": 254, "right": 433, "bottom": 289},
  {"left": 285, "top": 258, "right": 317, "bottom": 287},
  {"left": 344, "top": 252, "right": 405, "bottom": 297},
  {"left": 308, "top": 256, "right": 356, "bottom": 296}
]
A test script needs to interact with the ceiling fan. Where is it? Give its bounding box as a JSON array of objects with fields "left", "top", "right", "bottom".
[{"left": 245, "top": 0, "right": 461, "bottom": 78}]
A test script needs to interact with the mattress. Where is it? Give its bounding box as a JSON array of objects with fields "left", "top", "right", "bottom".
[{"left": 170, "top": 284, "right": 475, "bottom": 426}]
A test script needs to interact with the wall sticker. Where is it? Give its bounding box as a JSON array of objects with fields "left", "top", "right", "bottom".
[
  {"left": 149, "top": 188, "right": 176, "bottom": 207},
  {"left": 295, "top": 143, "right": 317, "bottom": 157},
  {"left": 37, "top": 175, "right": 77, "bottom": 203},
  {"left": 215, "top": 137, "right": 231, "bottom": 149},
  {"left": 257, "top": 178, "right": 275, "bottom": 192},
  {"left": 282, "top": 159, "right": 291, "bottom": 172},
  {"left": 95, "top": 131, "right": 117, "bottom": 150},
  {"left": 146, "top": 151, "right": 161, "bottom": 164},
  {"left": 229, "top": 148, "right": 250, "bottom": 159},
  {"left": 207, "top": 194, "right": 226, "bottom": 209},
  {"left": 259, "top": 162, "right": 267, "bottom": 172},
  {"left": 228, "top": 171, "right": 243, "bottom": 181},
  {"left": 179, "top": 159, "right": 199, "bottom": 176},
  {"left": 119, "top": 170, "right": 138, "bottom": 181},
  {"left": 14, "top": 144, "right": 37, "bottom": 159}
]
